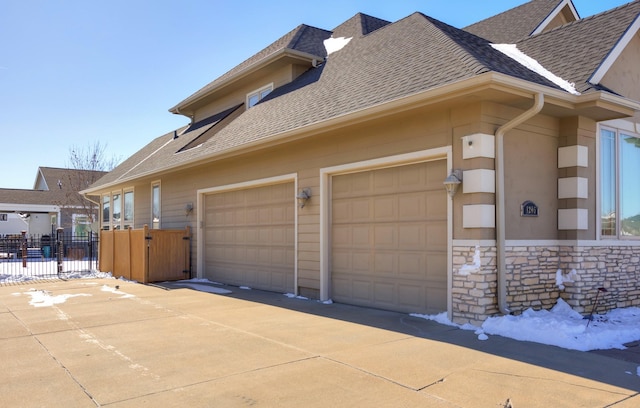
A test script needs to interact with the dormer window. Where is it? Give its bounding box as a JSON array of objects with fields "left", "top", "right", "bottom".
[{"left": 247, "top": 84, "right": 273, "bottom": 109}]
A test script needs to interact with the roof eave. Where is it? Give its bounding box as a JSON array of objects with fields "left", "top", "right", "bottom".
[
  {"left": 84, "top": 72, "right": 640, "bottom": 194},
  {"left": 169, "top": 48, "right": 325, "bottom": 116}
]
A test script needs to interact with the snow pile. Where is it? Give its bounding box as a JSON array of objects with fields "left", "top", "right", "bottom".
[
  {"left": 415, "top": 298, "right": 640, "bottom": 352},
  {"left": 0, "top": 266, "right": 112, "bottom": 284},
  {"left": 324, "top": 36, "right": 352, "bottom": 55},
  {"left": 459, "top": 245, "right": 481, "bottom": 275},
  {"left": 490, "top": 43, "right": 580, "bottom": 95},
  {"left": 284, "top": 293, "right": 309, "bottom": 300},
  {"left": 555, "top": 268, "right": 577, "bottom": 290}
]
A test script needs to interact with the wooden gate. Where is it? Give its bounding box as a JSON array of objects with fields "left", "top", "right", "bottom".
[{"left": 99, "top": 226, "right": 190, "bottom": 283}]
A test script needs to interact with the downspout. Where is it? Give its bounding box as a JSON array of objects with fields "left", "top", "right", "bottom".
[{"left": 495, "top": 92, "right": 544, "bottom": 315}]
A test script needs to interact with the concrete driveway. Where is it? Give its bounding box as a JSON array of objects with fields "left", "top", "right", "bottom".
[{"left": 1, "top": 279, "right": 638, "bottom": 407}]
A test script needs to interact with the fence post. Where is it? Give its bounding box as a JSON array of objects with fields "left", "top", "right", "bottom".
[
  {"left": 56, "top": 227, "right": 64, "bottom": 276},
  {"left": 184, "top": 226, "right": 191, "bottom": 279},
  {"left": 21, "top": 230, "right": 27, "bottom": 268},
  {"left": 144, "top": 224, "right": 150, "bottom": 283}
]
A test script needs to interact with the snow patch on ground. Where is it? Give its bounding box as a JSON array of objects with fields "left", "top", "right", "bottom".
[
  {"left": 101, "top": 284, "right": 135, "bottom": 298},
  {"left": 25, "top": 289, "right": 91, "bottom": 308},
  {"left": 284, "top": 293, "right": 309, "bottom": 300},
  {"left": 413, "top": 298, "right": 640, "bottom": 352}
]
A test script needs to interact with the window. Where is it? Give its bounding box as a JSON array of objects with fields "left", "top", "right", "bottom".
[
  {"left": 124, "top": 189, "right": 134, "bottom": 229},
  {"left": 246, "top": 84, "right": 273, "bottom": 109},
  {"left": 102, "top": 195, "right": 110, "bottom": 230},
  {"left": 72, "top": 214, "right": 92, "bottom": 237},
  {"left": 101, "top": 189, "right": 134, "bottom": 230},
  {"left": 600, "top": 126, "right": 640, "bottom": 238},
  {"left": 112, "top": 192, "right": 122, "bottom": 230},
  {"left": 152, "top": 182, "right": 161, "bottom": 229}
]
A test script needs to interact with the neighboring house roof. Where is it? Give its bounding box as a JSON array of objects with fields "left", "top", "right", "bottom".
[
  {"left": 516, "top": 1, "right": 640, "bottom": 93},
  {"left": 86, "top": 2, "right": 640, "bottom": 192},
  {"left": 464, "top": 0, "right": 577, "bottom": 43},
  {"left": 0, "top": 167, "right": 106, "bottom": 208}
]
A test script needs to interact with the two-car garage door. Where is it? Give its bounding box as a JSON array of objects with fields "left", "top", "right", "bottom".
[
  {"left": 201, "top": 159, "right": 447, "bottom": 314},
  {"left": 331, "top": 160, "right": 448, "bottom": 314},
  {"left": 203, "top": 182, "right": 295, "bottom": 293}
]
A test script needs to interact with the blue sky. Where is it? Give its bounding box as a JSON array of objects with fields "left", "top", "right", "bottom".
[{"left": 0, "top": 0, "right": 631, "bottom": 189}]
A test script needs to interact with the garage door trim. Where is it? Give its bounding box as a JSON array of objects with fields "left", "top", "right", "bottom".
[
  {"left": 319, "top": 147, "right": 452, "bottom": 317},
  {"left": 196, "top": 173, "right": 299, "bottom": 294}
]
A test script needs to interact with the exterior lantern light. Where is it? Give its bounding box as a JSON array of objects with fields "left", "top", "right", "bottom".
[
  {"left": 443, "top": 169, "right": 462, "bottom": 198},
  {"left": 296, "top": 188, "right": 312, "bottom": 208}
]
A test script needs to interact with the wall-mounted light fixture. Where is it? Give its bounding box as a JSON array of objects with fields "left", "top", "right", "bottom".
[
  {"left": 185, "top": 202, "right": 194, "bottom": 216},
  {"left": 443, "top": 170, "right": 462, "bottom": 198},
  {"left": 296, "top": 188, "right": 312, "bottom": 208}
]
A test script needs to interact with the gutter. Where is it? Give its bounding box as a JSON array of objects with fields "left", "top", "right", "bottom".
[
  {"left": 83, "top": 73, "right": 637, "bottom": 195},
  {"left": 495, "top": 92, "right": 544, "bottom": 315}
]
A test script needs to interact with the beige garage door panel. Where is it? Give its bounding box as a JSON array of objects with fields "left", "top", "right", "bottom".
[
  {"left": 204, "top": 183, "right": 295, "bottom": 293},
  {"left": 331, "top": 160, "right": 447, "bottom": 314}
]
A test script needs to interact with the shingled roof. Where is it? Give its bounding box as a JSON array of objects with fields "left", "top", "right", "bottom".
[
  {"left": 0, "top": 167, "right": 106, "bottom": 207},
  {"left": 87, "top": 3, "right": 640, "bottom": 191},
  {"left": 169, "top": 24, "right": 332, "bottom": 113},
  {"left": 464, "top": 0, "right": 574, "bottom": 43},
  {"left": 515, "top": 0, "right": 640, "bottom": 93}
]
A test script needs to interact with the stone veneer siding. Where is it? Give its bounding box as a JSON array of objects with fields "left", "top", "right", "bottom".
[{"left": 452, "top": 244, "right": 640, "bottom": 325}]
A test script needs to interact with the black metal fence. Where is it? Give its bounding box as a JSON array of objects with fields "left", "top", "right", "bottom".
[{"left": 0, "top": 230, "right": 99, "bottom": 283}]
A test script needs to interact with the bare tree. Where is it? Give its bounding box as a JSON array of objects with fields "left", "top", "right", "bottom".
[
  {"left": 67, "top": 141, "right": 121, "bottom": 173},
  {"left": 53, "top": 142, "right": 122, "bottom": 232}
]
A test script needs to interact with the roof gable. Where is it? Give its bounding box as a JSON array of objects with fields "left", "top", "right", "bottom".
[
  {"left": 516, "top": 1, "right": 640, "bottom": 94},
  {"left": 590, "top": 12, "right": 640, "bottom": 84},
  {"left": 464, "top": 0, "right": 577, "bottom": 43},
  {"left": 170, "top": 24, "right": 331, "bottom": 115}
]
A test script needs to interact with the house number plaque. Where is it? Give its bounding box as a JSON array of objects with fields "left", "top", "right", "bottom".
[{"left": 521, "top": 201, "right": 538, "bottom": 217}]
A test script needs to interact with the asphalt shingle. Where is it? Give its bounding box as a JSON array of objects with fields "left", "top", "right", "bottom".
[
  {"left": 88, "top": 3, "right": 640, "bottom": 190},
  {"left": 464, "top": 0, "right": 568, "bottom": 43}
]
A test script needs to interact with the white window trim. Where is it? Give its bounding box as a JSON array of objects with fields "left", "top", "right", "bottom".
[
  {"left": 246, "top": 83, "right": 274, "bottom": 109},
  {"left": 597, "top": 123, "right": 640, "bottom": 240}
]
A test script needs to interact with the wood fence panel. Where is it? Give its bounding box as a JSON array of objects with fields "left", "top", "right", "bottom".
[
  {"left": 113, "top": 230, "right": 131, "bottom": 280},
  {"left": 99, "top": 226, "right": 190, "bottom": 283},
  {"left": 99, "top": 230, "right": 114, "bottom": 275},
  {"left": 147, "top": 227, "right": 190, "bottom": 282},
  {"left": 130, "top": 229, "right": 147, "bottom": 283}
]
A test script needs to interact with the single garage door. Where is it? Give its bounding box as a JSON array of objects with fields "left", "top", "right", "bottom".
[
  {"left": 331, "top": 160, "right": 447, "bottom": 314},
  {"left": 204, "top": 182, "right": 295, "bottom": 293}
]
